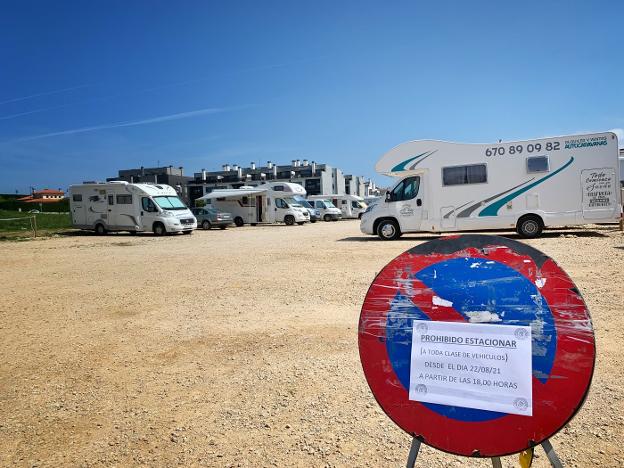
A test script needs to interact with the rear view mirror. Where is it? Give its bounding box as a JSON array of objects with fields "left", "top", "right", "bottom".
[{"left": 385, "top": 192, "right": 391, "bottom": 202}]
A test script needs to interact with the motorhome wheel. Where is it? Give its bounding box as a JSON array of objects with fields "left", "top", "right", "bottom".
[
  {"left": 377, "top": 219, "right": 401, "bottom": 240},
  {"left": 95, "top": 223, "right": 107, "bottom": 235},
  {"left": 323, "top": 214, "right": 331, "bottom": 222},
  {"left": 234, "top": 217, "right": 244, "bottom": 227},
  {"left": 202, "top": 220, "right": 211, "bottom": 230},
  {"left": 516, "top": 215, "right": 543, "bottom": 238},
  {"left": 153, "top": 222, "right": 166, "bottom": 236},
  {"left": 284, "top": 215, "right": 295, "bottom": 226}
]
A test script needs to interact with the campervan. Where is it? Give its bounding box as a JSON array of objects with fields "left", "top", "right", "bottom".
[
  {"left": 361, "top": 132, "right": 621, "bottom": 240},
  {"left": 69, "top": 182, "right": 196, "bottom": 235},
  {"left": 306, "top": 198, "right": 342, "bottom": 221},
  {"left": 309, "top": 194, "right": 367, "bottom": 219},
  {"left": 197, "top": 182, "right": 310, "bottom": 226},
  {"left": 293, "top": 196, "right": 321, "bottom": 222}
]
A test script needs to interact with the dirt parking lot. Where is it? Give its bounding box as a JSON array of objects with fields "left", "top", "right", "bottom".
[{"left": 1, "top": 221, "right": 623, "bottom": 467}]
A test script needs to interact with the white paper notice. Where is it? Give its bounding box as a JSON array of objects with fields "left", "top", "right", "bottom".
[{"left": 409, "top": 320, "right": 533, "bottom": 416}]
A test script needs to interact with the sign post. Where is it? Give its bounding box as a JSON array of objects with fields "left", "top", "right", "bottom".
[{"left": 359, "top": 235, "right": 594, "bottom": 465}]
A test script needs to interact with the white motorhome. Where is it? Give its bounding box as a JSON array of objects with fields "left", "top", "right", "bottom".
[
  {"left": 197, "top": 182, "right": 310, "bottom": 226},
  {"left": 361, "top": 132, "right": 621, "bottom": 240},
  {"left": 309, "top": 194, "right": 367, "bottom": 219},
  {"left": 306, "top": 197, "right": 343, "bottom": 221},
  {"left": 69, "top": 182, "right": 197, "bottom": 235}
]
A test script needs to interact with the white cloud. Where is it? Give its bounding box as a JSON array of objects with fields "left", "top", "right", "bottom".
[{"left": 2, "top": 105, "right": 247, "bottom": 144}]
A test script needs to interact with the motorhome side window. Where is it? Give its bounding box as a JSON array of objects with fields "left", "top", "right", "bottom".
[
  {"left": 72, "top": 194, "right": 82, "bottom": 202},
  {"left": 526, "top": 156, "right": 549, "bottom": 173},
  {"left": 390, "top": 176, "right": 420, "bottom": 201},
  {"left": 141, "top": 197, "right": 157, "bottom": 212},
  {"left": 273, "top": 185, "right": 284, "bottom": 191},
  {"left": 116, "top": 195, "right": 132, "bottom": 204},
  {"left": 442, "top": 164, "right": 487, "bottom": 186}
]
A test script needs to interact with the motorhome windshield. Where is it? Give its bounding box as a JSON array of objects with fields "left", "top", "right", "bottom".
[
  {"left": 153, "top": 196, "right": 187, "bottom": 210},
  {"left": 323, "top": 200, "right": 336, "bottom": 208},
  {"left": 295, "top": 198, "right": 313, "bottom": 208},
  {"left": 284, "top": 197, "right": 302, "bottom": 207}
]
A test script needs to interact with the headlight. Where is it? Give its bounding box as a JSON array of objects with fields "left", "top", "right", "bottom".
[{"left": 162, "top": 211, "right": 175, "bottom": 217}]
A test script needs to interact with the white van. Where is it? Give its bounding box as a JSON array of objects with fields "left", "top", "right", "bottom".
[
  {"left": 306, "top": 198, "right": 343, "bottom": 221},
  {"left": 361, "top": 132, "right": 621, "bottom": 240},
  {"left": 197, "top": 182, "right": 310, "bottom": 226},
  {"left": 69, "top": 182, "right": 197, "bottom": 235},
  {"left": 309, "top": 194, "right": 367, "bottom": 219}
]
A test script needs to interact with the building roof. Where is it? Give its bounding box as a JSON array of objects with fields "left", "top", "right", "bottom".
[
  {"left": 34, "top": 189, "right": 64, "bottom": 195},
  {"left": 16, "top": 196, "right": 65, "bottom": 203}
]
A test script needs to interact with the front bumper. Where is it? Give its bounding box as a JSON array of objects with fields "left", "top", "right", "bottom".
[
  {"left": 166, "top": 218, "right": 197, "bottom": 232},
  {"left": 360, "top": 214, "right": 375, "bottom": 234},
  {"left": 295, "top": 212, "right": 309, "bottom": 222}
]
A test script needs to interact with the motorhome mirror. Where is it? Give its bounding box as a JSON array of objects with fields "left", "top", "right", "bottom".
[{"left": 385, "top": 192, "right": 391, "bottom": 202}]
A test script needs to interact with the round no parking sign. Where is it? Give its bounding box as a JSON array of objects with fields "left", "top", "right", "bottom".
[{"left": 358, "top": 235, "right": 595, "bottom": 457}]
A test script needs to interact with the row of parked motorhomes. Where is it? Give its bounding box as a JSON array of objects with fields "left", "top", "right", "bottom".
[
  {"left": 69, "top": 131, "right": 622, "bottom": 239},
  {"left": 68, "top": 180, "right": 370, "bottom": 235}
]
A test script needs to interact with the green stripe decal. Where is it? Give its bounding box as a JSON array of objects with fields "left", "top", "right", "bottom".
[
  {"left": 391, "top": 152, "right": 430, "bottom": 172},
  {"left": 478, "top": 156, "right": 574, "bottom": 217}
]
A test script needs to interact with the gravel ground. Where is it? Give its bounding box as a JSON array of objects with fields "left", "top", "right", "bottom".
[{"left": 1, "top": 221, "right": 623, "bottom": 467}]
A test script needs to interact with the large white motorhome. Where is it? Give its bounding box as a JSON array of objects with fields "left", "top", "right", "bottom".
[
  {"left": 69, "top": 182, "right": 197, "bottom": 235},
  {"left": 197, "top": 182, "right": 310, "bottom": 226},
  {"left": 309, "top": 194, "right": 367, "bottom": 219},
  {"left": 361, "top": 132, "right": 621, "bottom": 240}
]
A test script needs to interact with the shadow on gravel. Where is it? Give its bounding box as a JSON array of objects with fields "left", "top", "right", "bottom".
[
  {"left": 339, "top": 229, "right": 609, "bottom": 242},
  {"left": 58, "top": 230, "right": 139, "bottom": 237},
  {"left": 338, "top": 235, "right": 441, "bottom": 242}
]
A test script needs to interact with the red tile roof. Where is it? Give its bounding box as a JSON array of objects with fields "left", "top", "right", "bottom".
[{"left": 34, "top": 189, "right": 64, "bottom": 195}]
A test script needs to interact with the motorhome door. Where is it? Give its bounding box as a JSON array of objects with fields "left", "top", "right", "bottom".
[
  {"left": 274, "top": 197, "right": 289, "bottom": 222},
  {"left": 389, "top": 175, "right": 423, "bottom": 231},
  {"left": 70, "top": 192, "right": 87, "bottom": 226},
  {"left": 140, "top": 197, "right": 159, "bottom": 231},
  {"left": 111, "top": 192, "right": 137, "bottom": 229},
  {"left": 256, "top": 196, "right": 264, "bottom": 222}
]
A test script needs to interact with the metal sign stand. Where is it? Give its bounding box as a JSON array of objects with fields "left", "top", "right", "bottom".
[{"left": 405, "top": 437, "right": 564, "bottom": 468}]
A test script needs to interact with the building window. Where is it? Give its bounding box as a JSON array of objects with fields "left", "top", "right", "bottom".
[
  {"left": 442, "top": 164, "right": 487, "bottom": 186},
  {"left": 72, "top": 194, "right": 82, "bottom": 202},
  {"left": 527, "top": 156, "right": 549, "bottom": 173},
  {"left": 305, "top": 179, "right": 321, "bottom": 195},
  {"left": 116, "top": 195, "right": 132, "bottom": 204}
]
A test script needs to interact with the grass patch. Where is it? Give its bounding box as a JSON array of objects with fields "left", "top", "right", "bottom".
[{"left": 0, "top": 210, "right": 72, "bottom": 239}]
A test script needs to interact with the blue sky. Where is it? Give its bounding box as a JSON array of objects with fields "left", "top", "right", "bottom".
[{"left": 1, "top": 1, "right": 622, "bottom": 193}]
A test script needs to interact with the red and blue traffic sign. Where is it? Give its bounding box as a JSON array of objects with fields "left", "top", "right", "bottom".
[{"left": 359, "top": 234, "right": 595, "bottom": 457}]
